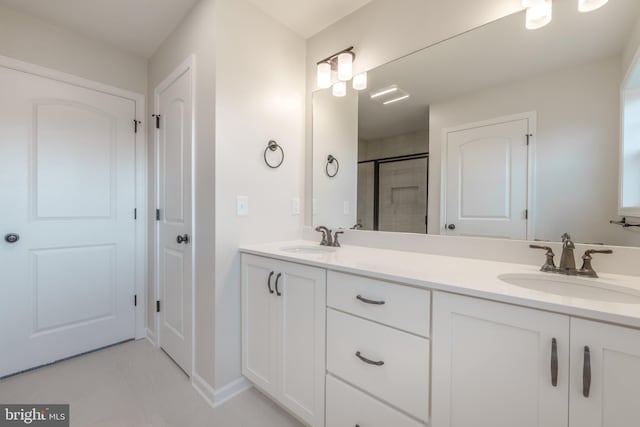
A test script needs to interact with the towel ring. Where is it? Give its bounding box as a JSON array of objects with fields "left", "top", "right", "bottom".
[
  {"left": 264, "top": 140, "right": 284, "bottom": 169},
  {"left": 326, "top": 155, "right": 339, "bottom": 178}
]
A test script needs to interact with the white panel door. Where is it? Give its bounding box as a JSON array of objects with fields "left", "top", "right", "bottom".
[
  {"left": 444, "top": 117, "right": 529, "bottom": 239},
  {"left": 0, "top": 66, "right": 136, "bottom": 377},
  {"left": 157, "top": 66, "right": 193, "bottom": 375},
  {"left": 570, "top": 319, "right": 640, "bottom": 427},
  {"left": 277, "top": 261, "right": 326, "bottom": 427},
  {"left": 432, "top": 292, "right": 569, "bottom": 427}
]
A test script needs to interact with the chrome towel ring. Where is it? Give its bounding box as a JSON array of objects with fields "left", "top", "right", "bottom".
[
  {"left": 326, "top": 154, "right": 339, "bottom": 178},
  {"left": 264, "top": 140, "right": 284, "bottom": 169}
]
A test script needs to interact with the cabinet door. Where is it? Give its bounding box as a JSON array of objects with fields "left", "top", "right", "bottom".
[
  {"left": 570, "top": 319, "right": 640, "bottom": 427},
  {"left": 432, "top": 292, "right": 570, "bottom": 427},
  {"left": 277, "top": 260, "right": 326, "bottom": 427},
  {"left": 241, "top": 255, "right": 278, "bottom": 396}
]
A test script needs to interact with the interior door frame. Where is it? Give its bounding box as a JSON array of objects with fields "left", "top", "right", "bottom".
[
  {"left": 0, "top": 54, "right": 148, "bottom": 340},
  {"left": 152, "top": 55, "right": 196, "bottom": 375},
  {"left": 440, "top": 111, "right": 536, "bottom": 240}
]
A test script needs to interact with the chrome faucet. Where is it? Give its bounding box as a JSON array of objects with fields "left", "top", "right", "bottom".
[
  {"left": 559, "top": 233, "right": 576, "bottom": 273},
  {"left": 315, "top": 226, "right": 332, "bottom": 246},
  {"left": 315, "top": 226, "right": 344, "bottom": 247},
  {"left": 530, "top": 233, "right": 613, "bottom": 278}
]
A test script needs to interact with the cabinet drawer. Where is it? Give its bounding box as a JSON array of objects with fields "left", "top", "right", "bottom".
[
  {"left": 327, "top": 309, "right": 430, "bottom": 422},
  {"left": 327, "top": 271, "right": 430, "bottom": 337},
  {"left": 326, "top": 375, "right": 426, "bottom": 427}
]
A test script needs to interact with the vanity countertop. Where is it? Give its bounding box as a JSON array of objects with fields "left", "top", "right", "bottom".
[{"left": 240, "top": 240, "right": 640, "bottom": 328}]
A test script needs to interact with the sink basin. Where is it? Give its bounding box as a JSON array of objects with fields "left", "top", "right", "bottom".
[
  {"left": 280, "top": 245, "right": 336, "bottom": 254},
  {"left": 499, "top": 273, "right": 640, "bottom": 303}
]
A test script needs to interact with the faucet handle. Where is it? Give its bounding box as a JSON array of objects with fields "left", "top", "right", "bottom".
[
  {"left": 314, "top": 226, "right": 330, "bottom": 246},
  {"left": 530, "top": 245, "right": 557, "bottom": 272},
  {"left": 333, "top": 230, "right": 344, "bottom": 247},
  {"left": 579, "top": 249, "right": 612, "bottom": 278}
]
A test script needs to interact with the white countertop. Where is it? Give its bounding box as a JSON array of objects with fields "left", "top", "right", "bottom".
[{"left": 240, "top": 240, "right": 640, "bottom": 328}]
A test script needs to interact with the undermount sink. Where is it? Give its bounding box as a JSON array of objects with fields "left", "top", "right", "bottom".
[
  {"left": 499, "top": 273, "right": 640, "bottom": 303},
  {"left": 280, "top": 245, "right": 336, "bottom": 254}
]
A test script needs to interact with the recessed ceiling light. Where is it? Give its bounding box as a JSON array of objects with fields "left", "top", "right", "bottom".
[
  {"left": 383, "top": 94, "right": 410, "bottom": 105},
  {"left": 370, "top": 86, "right": 398, "bottom": 99}
]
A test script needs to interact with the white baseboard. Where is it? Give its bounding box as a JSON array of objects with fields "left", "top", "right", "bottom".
[
  {"left": 192, "top": 374, "right": 252, "bottom": 408},
  {"left": 145, "top": 328, "right": 156, "bottom": 347}
]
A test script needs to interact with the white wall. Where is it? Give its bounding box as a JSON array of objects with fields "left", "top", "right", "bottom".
[
  {"left": 305, "top": 0, "right": 524, "bottom": 224},
  {"left": 359, "top": 130, "right": 429, "bottom": 161},
  {"left": 0, "top": 4, "right": 147, "bottom": 94},
  {"left": 428, "top": 56, "right": 640, "bottom": 247},
  {"left": 148, "top": 0, "right": 217, "bottom": 387},
  {"left": 214, "top": 0, "right": 306, "bottom": 389},
  {"left": 313, "top": 89, "right": 359, "bottom": 228}
]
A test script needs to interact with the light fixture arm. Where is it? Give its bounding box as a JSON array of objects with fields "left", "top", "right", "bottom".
[{"left": 317, "top": 46, "right": 356, "bottom": 67}]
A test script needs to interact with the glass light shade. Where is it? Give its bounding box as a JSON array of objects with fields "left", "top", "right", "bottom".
[
  {"left": 525, "top": 0, "right": 552, "bottom": 30},
  {"left": 578, "top": 0, "right": 608, "bottom": 12},
  {"left": 352, "top": 72, "right": 368, "bottom": 91},
  {"left": 317, "top": 62, "right": 332, "bottom": 89},
  {"left": 337, "top": 52, "right": 353, "bottom": 81},
  {"left": 332, "top": 81, "right": 347, "bottom": 97}
]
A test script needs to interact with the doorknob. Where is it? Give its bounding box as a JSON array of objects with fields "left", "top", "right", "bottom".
[
  {"left": 176, "top": 234, "right": 190, "bottom": 244},
  {"left": 447, "top": 224, "right": 456, "bottom": 230},
  {"left": 4, "top": 233, "right": 19, "bottom": 244}
]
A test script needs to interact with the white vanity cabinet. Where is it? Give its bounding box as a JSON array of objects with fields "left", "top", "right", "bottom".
[
  {"left": 241, "top": 254, "right": 326, "bottom": 427},
  {"left": 432, "top": 292, "right": 570, "bottom": 427},
  {"left": 432, "top": 292, "right": 640, "bottom": 427},
  {"left": 569, "top": 319, "right": 640, "bottom": 427}
]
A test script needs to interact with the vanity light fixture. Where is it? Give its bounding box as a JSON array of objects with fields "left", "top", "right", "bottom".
[
  {"left": 578, "top": 0, "right": 608, "bottom": 12},
  {"left": 316, "top": 47, "right": 365, "bottom": 95},
  {"left": 353, "top": 72, "right": 368, "bottom": 91},
  {"left": 332, "top": 81, "right": 347, "bottom": 97},
  {"left": 522, "top": 0, "right": 553, "bottom": 30},
  {"left": 317, "top": 62, "right": 332, "bottom": 89}
]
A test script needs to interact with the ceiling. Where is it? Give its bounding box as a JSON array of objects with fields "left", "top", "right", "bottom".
[
  {"left": 356, "top": 0, "right": 640, "bottom": 140},
  {"left": 246, "top": 0, "right": 373, "bottom": 38},
  {"left": 0, "top": 0, "right": 200, "bottom": 57},
  {"left": 0, "top": 0, "right": 372, "bottom": 58}
]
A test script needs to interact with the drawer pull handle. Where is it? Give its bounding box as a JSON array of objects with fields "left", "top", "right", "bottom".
[
  {"left": 551, "top": 338, "right": 558, "bottom": 387},
  {"left": 583, "top": 346, "right": 591, "bottom": 398},
  {"left": 355, "top": 351, "right": 384, "bottom": 366},
  {"left": 356, "top": 295, "right": 385, "bottom": 305}
]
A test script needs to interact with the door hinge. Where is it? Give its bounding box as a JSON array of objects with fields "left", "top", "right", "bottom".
[
  {"left": 526, "top": 133, "right": 533, "bottom": 146},
  {"left": 155, "top": 209, "right": 161, "bottom": 221},
  {"left": 134, "top": 294, "right": 137, "bottom": 307},
  {"left": 134, "top": 119, "right": 141, "bottom": 133},
  {"left": 156, "top": 300, "right": 161, "bottom": 313},
  {"left": 525, "top": 209, "right": 529, "bottom": 220},
  {"left": 134, "top": 208, "right": 137, "bottom": 220},
  {"left": 152, "top": 114, "right": 161, "bottom": 129}
]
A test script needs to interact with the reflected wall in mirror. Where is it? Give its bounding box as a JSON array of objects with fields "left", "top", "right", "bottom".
[{"left": 312, "top": 0, "right": 640, "bottom": 246}]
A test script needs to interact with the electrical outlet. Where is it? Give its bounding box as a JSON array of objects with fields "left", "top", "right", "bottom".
[
  {"left": 237, "top": 196, "right": 249, "bottom": 216},
  {"left": 343, "top": 201, "right": 350, "bottom": 215}
]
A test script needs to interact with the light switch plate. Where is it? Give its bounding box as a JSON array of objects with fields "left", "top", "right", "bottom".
[
  {"left": 291, "top": 198, "right": 300, "bottom": 215},
  {"left": 343, "top": 201, "right": 350, "bottom": 215},
  {"left": 237, "top": 196, "right": 249, "bottom": 216}
]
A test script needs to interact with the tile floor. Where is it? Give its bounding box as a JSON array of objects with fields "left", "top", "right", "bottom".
[{"left": 0, "top": 339, "right": 303, "bottom": 427}]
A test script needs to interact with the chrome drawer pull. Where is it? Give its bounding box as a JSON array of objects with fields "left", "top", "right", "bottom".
[
  {"left": 356, "top": 295, "right": 385, "bottom": 305},
  {"left": 551, "top": 338, "right": 558, "bottom": 387},
  {"left": 583, "top": 346, "right": 591, "bottom": 398},
  {"left": 355, "top": 351, "right": 384, "bottom": 366}
]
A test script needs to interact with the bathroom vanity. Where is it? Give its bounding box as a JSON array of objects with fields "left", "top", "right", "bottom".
[{"left": 240, "top": 242, "right": 640, "bottom": 427}]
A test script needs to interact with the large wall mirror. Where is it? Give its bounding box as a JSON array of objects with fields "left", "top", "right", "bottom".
[{"left": 312, "top": 0, "right": 640, "bottom": 247}]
